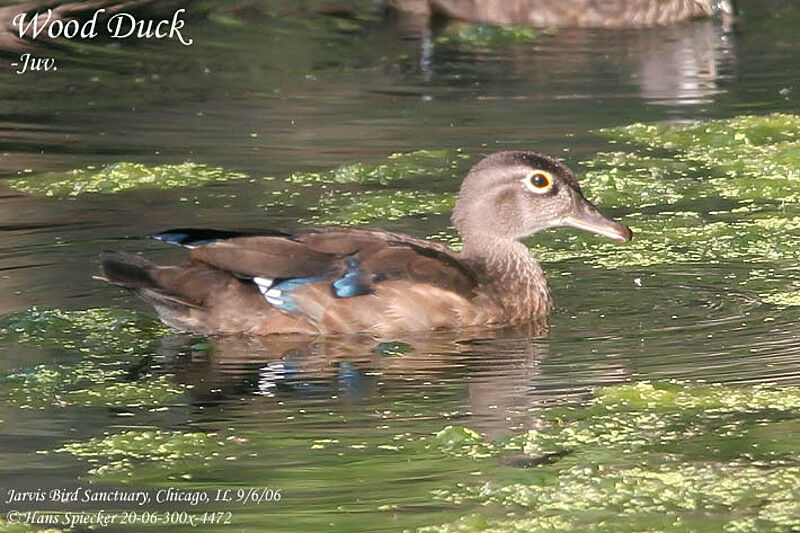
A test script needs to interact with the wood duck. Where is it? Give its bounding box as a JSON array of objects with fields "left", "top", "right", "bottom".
[
  {"left": 388, "top": 0, "right": 735, "bottom": 28},
  {"left": 98, "top": 151, "right": 631, "bottom": 336}
]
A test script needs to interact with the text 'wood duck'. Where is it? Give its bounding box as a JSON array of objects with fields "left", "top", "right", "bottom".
[{"left": 98, "top": 151, "right": 632, "bottom": 336}]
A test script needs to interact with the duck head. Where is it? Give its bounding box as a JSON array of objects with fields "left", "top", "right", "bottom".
[{"left": 452, "top": 151, "right": 632, "bottom": 248}]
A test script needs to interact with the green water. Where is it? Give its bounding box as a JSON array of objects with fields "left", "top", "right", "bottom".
[{"left": 2, "top": 1, "right": 800, "bottom": 531}]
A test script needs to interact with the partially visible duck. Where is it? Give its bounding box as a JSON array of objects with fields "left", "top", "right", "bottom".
[
  {"left": 97, "top": 151, "right": 631, "bottom": 336},
  {"left": 388, "top": 0, "right": 735, "bottom": 28}
]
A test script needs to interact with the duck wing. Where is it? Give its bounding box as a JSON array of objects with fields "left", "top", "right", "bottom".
[{"left": 149, "top": 227, "right": 478, "bottom": 303}]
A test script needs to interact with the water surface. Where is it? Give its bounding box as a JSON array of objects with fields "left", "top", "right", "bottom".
[{"left": 2, "top": 1, "right": 800, "bottom": 531}]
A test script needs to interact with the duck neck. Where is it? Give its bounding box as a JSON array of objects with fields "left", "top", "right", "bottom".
[{"left": 460, "top": 232, "right": 552, "bottom": 320}]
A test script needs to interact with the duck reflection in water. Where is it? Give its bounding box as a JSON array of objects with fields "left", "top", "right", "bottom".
[
  {"left": 387, "top": 0, "right": 736, "bottom": 28},
  {"left": 389, "top": 4, "right": 736, "bottom": 105},
  {"left": 148, "top": 321, "right": 630, "bottom": 439}
]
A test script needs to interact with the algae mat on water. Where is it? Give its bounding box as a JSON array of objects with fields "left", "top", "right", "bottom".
[
  {"left": 292, "top": 149, "right": 466, "bottom": 226},
  {"left": 0, "top": 308, "right": 186, "bottom": 410},
  {"left": 0, "top": 519, "right": 60, "bottom": 533},
  {"left": 421, "top": 382, "right": 800, "bottom": 532},
  {"left": 434, "top": 23, "right": 553, "bottom": 47},
  {"left": 3, "top": 306, "right": 796, "bottom": 532},
  {"left": 42, "top": 380, "right": 800, "bottom": 532},
  {"left": 7, "top": 162, "right": 250, "bottom": 197},
  {"left": 3, "top": 320, "right": 800, "bottom": 529}
]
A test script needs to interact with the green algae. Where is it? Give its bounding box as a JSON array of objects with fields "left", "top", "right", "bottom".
[
  {"left": 284, "top": 149, "right": 465, "bottom": 225},
  {"left": 304, "top": 190, "right": 455, "bottom": 226},
  {"left": 55, "top": 430, "right": 231, "bottom": 478},
  {"left": 758, "top": 291, "right": 800, "bottom": 306},
  {"left": 286, "top": 149, "right": 467, "bottom": 186},
  {"left": 422, "top": 382, "right": 800, "bottom": 533},
  {"left": 46, "top": 379, "right": 800, "bottom": 532},
  {"left": 373, "top": 341, "right": 414, "bottom": 357},
  {"left": 0, "top": 308, "right": 183, "bottom": 410},
  {"left": 0, "top": 519, "right": 61, "bottom": 533},
  {"left": 426, "top": 463, "right": 800, "bottom": 531},
  {"left": 580, "top": 151, "right": 698, "bottom": 209},
  {"left": 595, "top": 381, "right": 800, "bottom": 411},
  {"left": 9, "top": 162, "right": 249, "bottom": 197},
  {"left": 598, "top": 113, "right": 800, "bottom": 204},
  {"left": 529, "top": 211, "right": 800, "bottom": 269},
  {"left": 0, "top": 307, "right": 169, "bottom": 355},
  {"left": 2, "top": 365, "right": 187, "bottom": 410},
  {"left": 435, "top": 24, "right": 551, "bottom": 47},
  {"left": 432, "top": 426, "right": 495, "bottom": 460},
  {"left": 432, "top": 382, "right": 800, "bottom": 460},
  {"left": 53, "top": 399, "right": 454, "bottom": 494},
  {"left": 426, "top": 229, "right": 463, "bottom": 251},
  {"left": 602, "top": 114, "right": 800, "bottom": 152}
]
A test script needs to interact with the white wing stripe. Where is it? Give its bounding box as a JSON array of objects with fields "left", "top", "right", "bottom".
[{"left": 253, "top": 277, "right": 274, "bottom": 296}]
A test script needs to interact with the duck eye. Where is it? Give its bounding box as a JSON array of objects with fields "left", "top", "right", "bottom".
[{"left": 523, "top": 170, "right": 553, "bottom": 194}]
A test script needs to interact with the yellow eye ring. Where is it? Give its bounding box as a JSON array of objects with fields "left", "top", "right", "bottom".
[{"left": 523, "top": 170, "right": 553, "bottom": 194}]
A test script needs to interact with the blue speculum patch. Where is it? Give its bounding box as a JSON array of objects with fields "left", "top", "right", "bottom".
[
  {"left": 265, "top": 276, "right": 327, "bottom": 312},
  {"left": 265, "top": 260, "right": 371, "bottom": 314},
  {"left": 332, "top": 259, "right": 371, "bottom": 298}
]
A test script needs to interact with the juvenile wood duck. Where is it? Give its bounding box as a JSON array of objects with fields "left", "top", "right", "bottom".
[
  {"left": 98, "top": 151, "right": 631, "bottom": 336},
  {"left": 388, "top": 0, "right": 735, "bottom": 28}
]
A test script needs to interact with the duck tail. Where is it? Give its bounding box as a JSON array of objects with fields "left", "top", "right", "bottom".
[
  {"left": 97, "top": 250, "right": 159, "bottom": 289},
  {"left": 97, "top": 251, "right": 206, "bottom": 332}
]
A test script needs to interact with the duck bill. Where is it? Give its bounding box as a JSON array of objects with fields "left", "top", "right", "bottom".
[{"left": 563, "top": 195, "right": 632, "bottom": 243}]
